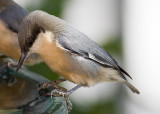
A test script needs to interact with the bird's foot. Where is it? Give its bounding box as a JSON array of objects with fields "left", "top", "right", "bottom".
[
  {"left": 0, "top": 60, "right": 17, "bottom": 86},
  {"left": 47, "top": 89, "right": 72, "bottom": 112},
  {"left": 1, "top": 60, "right": 17, "bottom": 73},
  {"left": 38, "top": 78, "right": 67, "bottom": 91},
  {"left": 38, "top": 79, "right": 82, "bottom": 112},
  {"left": 38, "top": 79, "right": 73, "bottom": 111}
]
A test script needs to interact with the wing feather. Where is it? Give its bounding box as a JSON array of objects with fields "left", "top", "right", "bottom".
[{"left": 57, "top": 25, "right": 132, "bottom": 79}]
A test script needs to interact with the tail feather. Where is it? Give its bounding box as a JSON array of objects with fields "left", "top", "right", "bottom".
[
  {"left": 118, "top": 66, "right": 132, "bottom": 79},
  {"left": 124, "top": 81, "right": 140, "bottom": 94}
]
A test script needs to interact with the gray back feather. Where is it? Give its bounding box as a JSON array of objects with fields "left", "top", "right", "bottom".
[
  {"left": 57, "top": 25, "right": 119, "bottom": 69},
  {"left": 57, "top": 25, "right": 132, "bottom": 80}
]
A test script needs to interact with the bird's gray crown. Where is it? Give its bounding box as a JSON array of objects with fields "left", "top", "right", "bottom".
[{"left": 18, "top": 10, "right": 65, "bottom": 53}]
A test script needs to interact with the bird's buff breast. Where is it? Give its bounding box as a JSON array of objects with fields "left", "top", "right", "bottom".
[{"left": 38, "top": 38, "right": 98, "bottom": 86}]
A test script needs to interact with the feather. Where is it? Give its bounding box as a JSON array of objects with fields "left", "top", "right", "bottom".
[
  {"left": 0, "top": 0, "right": 28, "bottom": 33},
  {"left": 57, "top": 25, "right": 119, "bottom": 68},
  {"left": 57, "top": 25, "right": 132, "bottom": 80}
]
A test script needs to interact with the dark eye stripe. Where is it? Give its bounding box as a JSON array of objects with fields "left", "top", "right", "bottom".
[{"left": 27, "top": 24, "right": 45, "bottom": 50}]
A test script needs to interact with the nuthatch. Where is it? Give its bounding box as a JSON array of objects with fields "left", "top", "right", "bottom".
[
  {"left": 0, "top": 0, "right": 42, "bottom": 66},
  {"left": 17, "top": 10, "right": 140, "bottom": 95}
]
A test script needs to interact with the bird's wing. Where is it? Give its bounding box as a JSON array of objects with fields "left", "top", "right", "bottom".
[
  {"left": 57, "top": 25, "right": 132, "bottom": 80},
  {"left": 0, "top": 0, "right": 28, "bottom": 33}
]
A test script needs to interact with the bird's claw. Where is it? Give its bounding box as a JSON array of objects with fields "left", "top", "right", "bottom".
[
  {"left": 38, "top": 80, "right": 72, "bottom": 112},
  {"left": 1, "top": 60, "right": 17, "bottom": 73},
  {"left": 38, "top": 82, "right": 51, "bottom": 91},
  {"left": 0, "top": 60, "right": 17, "bottom": 86},
  {"left": 51, "top": 89, "right": 67, "bottom": 96},
  {"left": 66, "top": 97, "right": 72, "bottom": 112},
  {"left": 48, "top": 89, "right": 72, "bottom": 112},
  {"left": 38, "top": 79, "right": 67, "bottom": 91}
]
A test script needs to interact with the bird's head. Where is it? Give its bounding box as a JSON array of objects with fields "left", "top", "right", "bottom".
[{"left": 16, "top": 10, "right": 65, "bottom": 71}]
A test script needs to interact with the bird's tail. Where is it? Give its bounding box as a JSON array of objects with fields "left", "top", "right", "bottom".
[{"left": 123, "top": 81, "right": 140, "bottom": 94}]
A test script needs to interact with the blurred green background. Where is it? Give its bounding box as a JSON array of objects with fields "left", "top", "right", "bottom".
[{"left": 25, "top": 0, "right": 125, "bottom": 114}]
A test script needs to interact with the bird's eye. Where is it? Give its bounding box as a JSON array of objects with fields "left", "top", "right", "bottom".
[{"left": 29, "top": 41, "right": 33, "bottom": 46}]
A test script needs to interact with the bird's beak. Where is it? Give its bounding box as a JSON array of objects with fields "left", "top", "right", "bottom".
[{"left": 16, "top": 52, "right": 28, "bottom": 71}]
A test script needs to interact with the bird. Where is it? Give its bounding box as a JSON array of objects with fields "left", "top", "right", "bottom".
[
  {"left": 0, "top": 0, "right": 43, "bottom": 66},
  {"left": 16, "top": 10, "right": 140, "bottom": 96}
]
